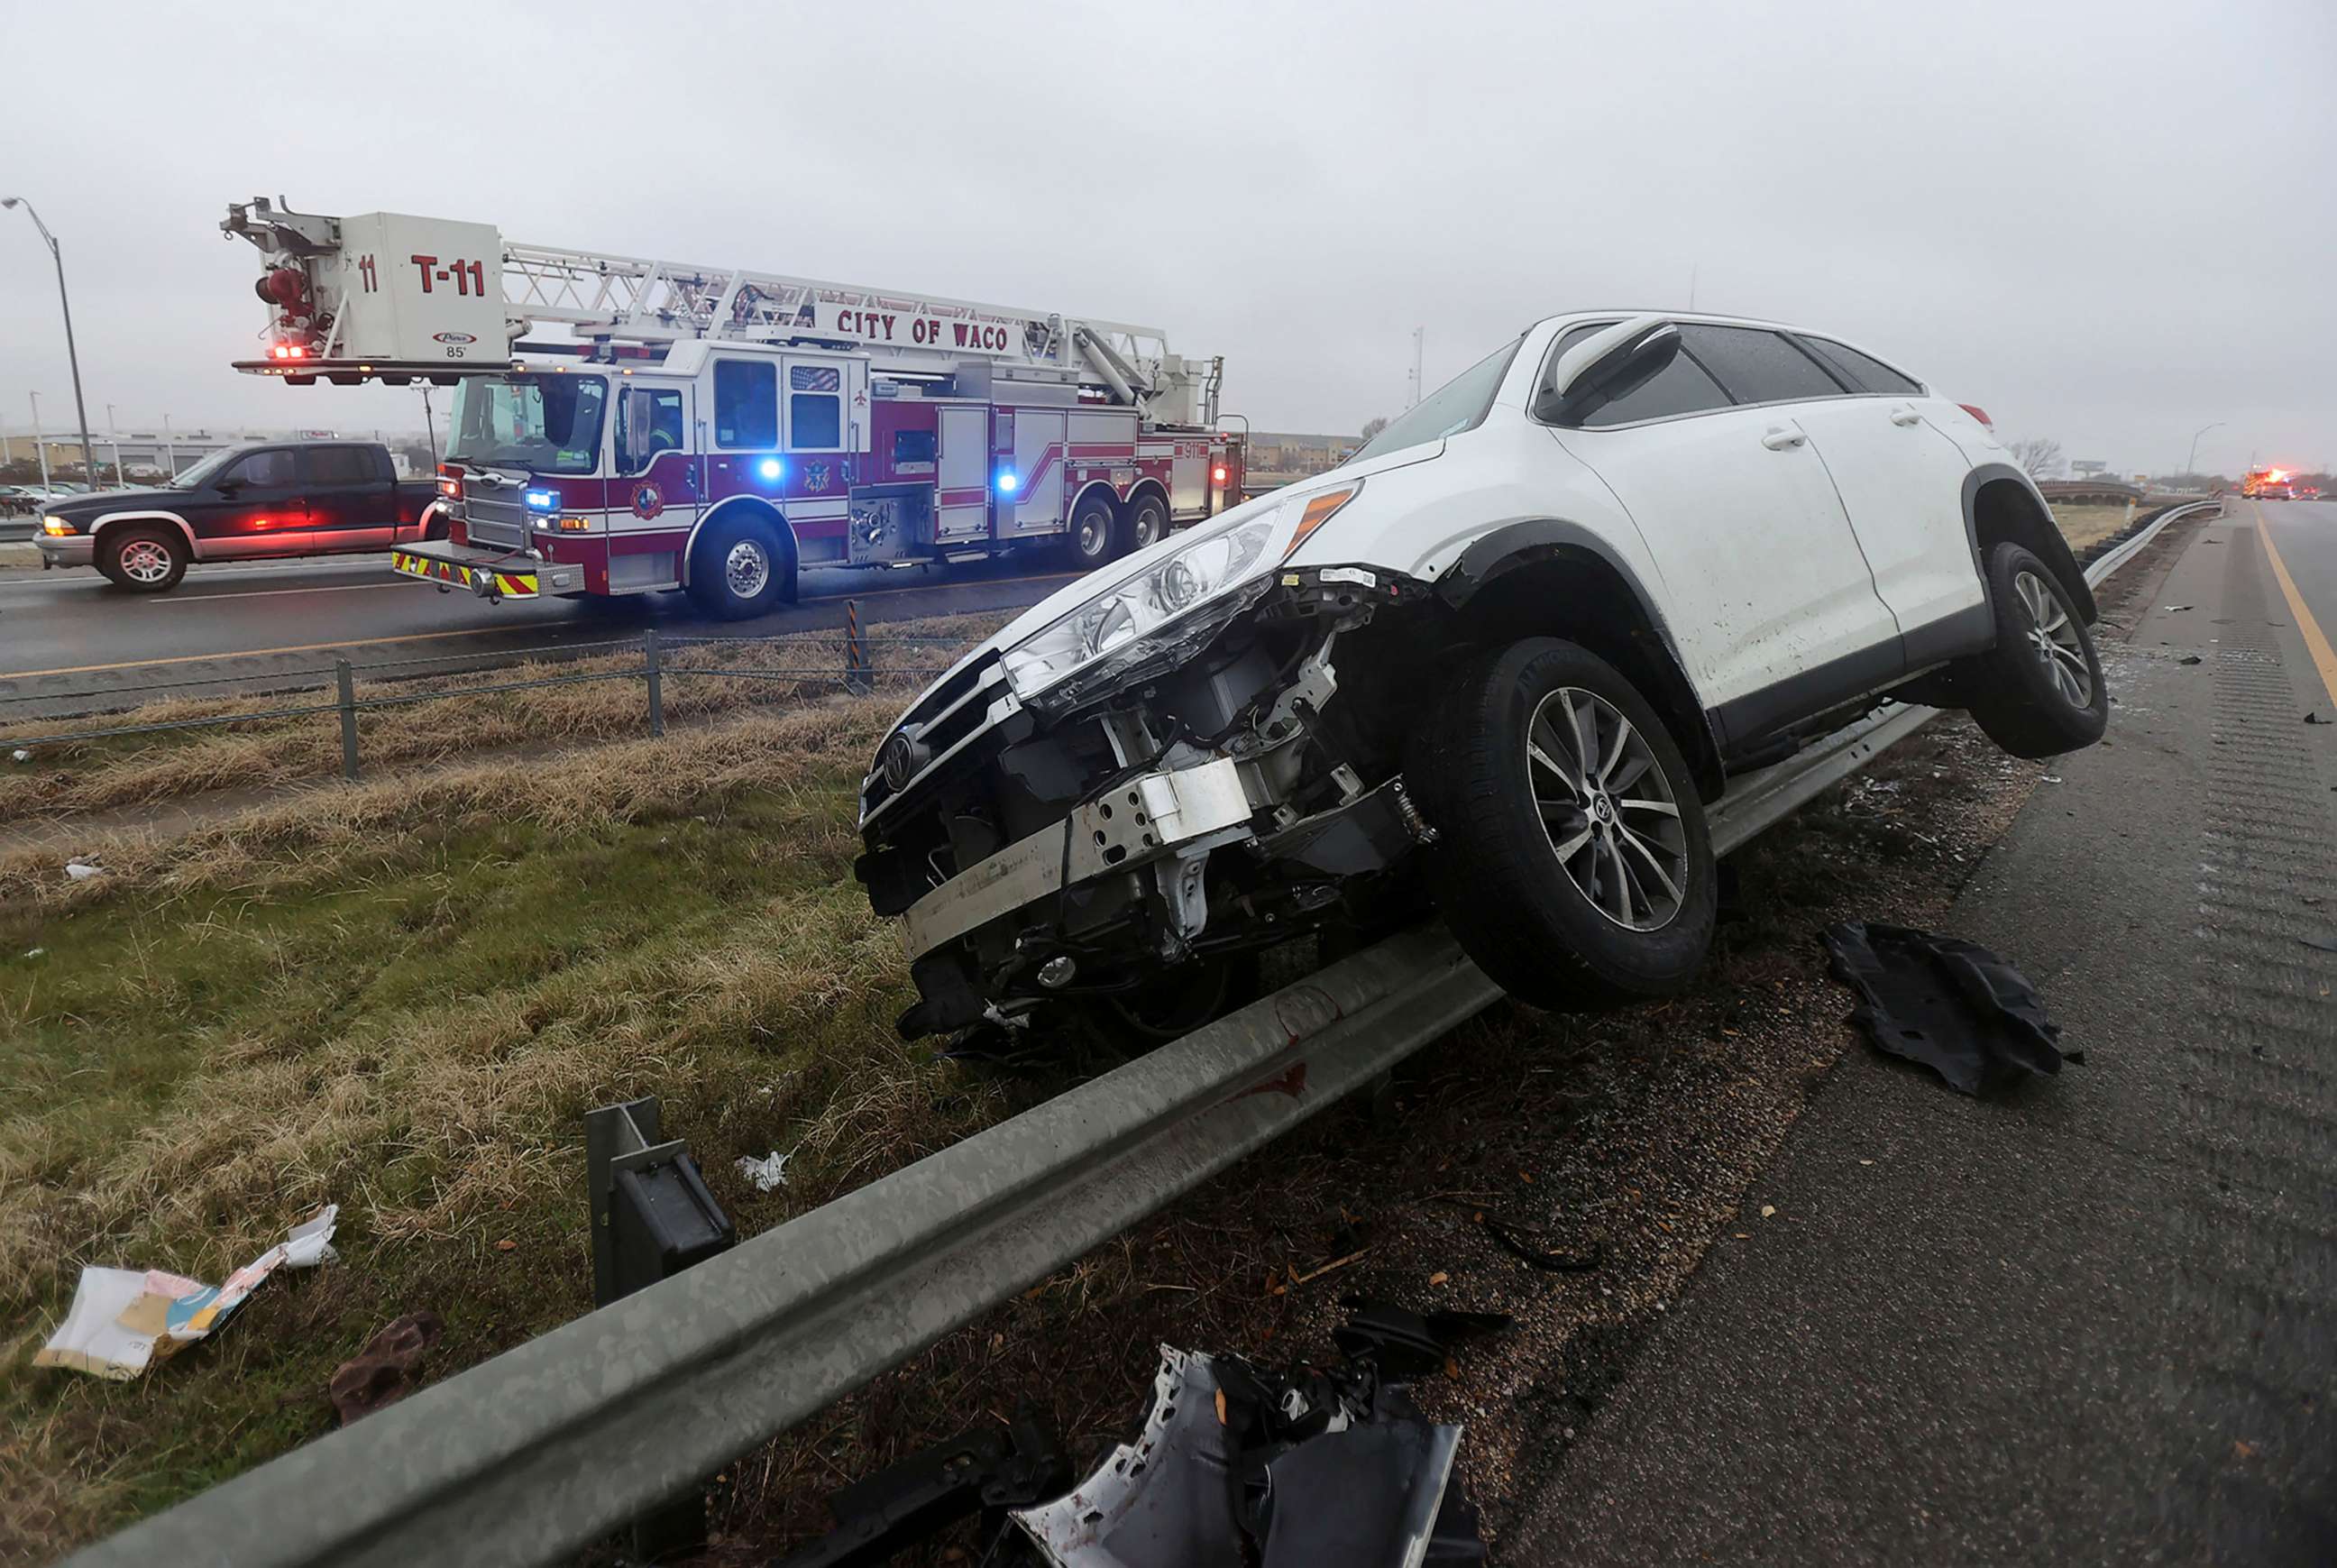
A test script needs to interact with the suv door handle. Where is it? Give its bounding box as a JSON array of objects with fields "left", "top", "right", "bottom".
[
  {"left": 1761, "top": 426, "right": 1806, "bottom": 451},
  {"left": 1890, "top": 408, "right": 1923, "bottom": 426}
]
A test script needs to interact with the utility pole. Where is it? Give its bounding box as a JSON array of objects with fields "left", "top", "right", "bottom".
[
  {"left": 30, "top": 391, "right": 50, "bottom": 491},
  {"left": 4, "top": 198, "right": 96, "bottom": 493},
  {"left": 105, "top": 403, "right": 124, "bottom": 486},
  {"left": 1407, "top": 326, "right": 1425, "bottom": 410},
  {"left": 163, "top": 412, "right": 176, "bottom": 476}
]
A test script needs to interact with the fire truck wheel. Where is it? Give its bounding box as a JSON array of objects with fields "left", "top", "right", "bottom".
[
  {"left": 688, "top": 515, "right": 794, "bottom": 620},
  {"left": 1066, "top": 491, "right": 1117, "bottom": 570},
  {"left": 97, "top": 526, "right": 189, "bottom": 592},
  {"left": 1117, "top": 492, "right": 1169, "bottom": 556}
]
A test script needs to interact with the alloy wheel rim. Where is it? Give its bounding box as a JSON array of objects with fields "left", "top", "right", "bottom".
[
  {"left": 2015, "top": 569, "right": 2091, "bottom": 708},
  {"left": 1526, "top": 686, "right": 1689, "bottom": 931},
  {"left": 120, "top": 539, "right": 173, "bottom": 583},
  {"left": 725, "top": 538, "right": 770, "bottom": 599}
]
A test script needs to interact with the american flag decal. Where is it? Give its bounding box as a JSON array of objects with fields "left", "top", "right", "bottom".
[{"left": 791, "top": 365, "right": 841, "bottom": 392}]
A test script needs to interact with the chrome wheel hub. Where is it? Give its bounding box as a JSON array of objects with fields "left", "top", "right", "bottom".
[
  {"left": 119, "top": 538, "right": 173, "bottom": 583},
  {"left": 1077, "top": 512, "right": 1107, "bottom": 558},
  {"left": 1526, "top": 686, "right": 1689, "bottom": 931},
  {"left": 724, "top": 538, "right": 771, "bottom": 600},
  {"left": 2015, "top": 568, "right": 2091, "bottom": 708}
]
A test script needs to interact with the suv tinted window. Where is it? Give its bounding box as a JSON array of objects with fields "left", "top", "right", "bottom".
[
  {"left": 1578, "top": 352, "right": 1732, "bottom": 428},
  {"left": 1678, "top": 325, "right": 1845, "bottom": 404},
  {"left": 1794, "top": 336, "right": 1922, "bottom": 396},
  {"left": 220, "top": 449, "right": 297, "bottom": 487},
  {"left": 714, "top": 360, "right": 777, "bottom": 448},
  {"left": 302, "top": 445, "right": 380, "bottom": 485}
]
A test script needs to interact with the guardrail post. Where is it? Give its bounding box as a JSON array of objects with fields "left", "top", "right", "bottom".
[
  {"left": 334, "top": 658, "right": 360, "bottom": 781},
  {"left": 845, "top": 599, "right": 872, "bottom": 695},
  {"left": 643, "top": 628, "right": 664, "bottom": 738},
  {"left": 584, "top": 1097, "right": 734, "bottom": 1561}
]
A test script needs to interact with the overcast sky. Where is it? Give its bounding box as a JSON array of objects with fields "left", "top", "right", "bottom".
[{"left": 5, "top": 0, "right": 2332, "bottom": 475}]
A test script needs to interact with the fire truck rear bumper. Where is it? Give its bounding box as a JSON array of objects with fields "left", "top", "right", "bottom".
[{"left": 391, "top": 542, "right": 585, "bottom": 600}]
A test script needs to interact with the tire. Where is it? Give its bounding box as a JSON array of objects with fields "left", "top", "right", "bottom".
[
  {"left": 1406, "top": 637, "right": 1718, "bottom": 1009},
  {"left": 1958, "top": 542, "right": 2107, "bottom": 759},
  {"left": 686, "top": 514, "right": 793, "bottom": 620},
  {"left": 1115, "top": 491, "right": 1168, "bottom": 558},
  {"left": 1064, "top": 490, "right": 1116, "bottom": 571},
  {"left": 97, "top": 525, "right": 188, "bottom": 593}
]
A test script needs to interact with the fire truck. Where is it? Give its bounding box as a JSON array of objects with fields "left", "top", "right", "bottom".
[
  {"left": 220, "top": 199, "right": 1245, "bottom": 617},
  {"left": 2240, "top": 467, "right": 2295, "bottom": 500}
]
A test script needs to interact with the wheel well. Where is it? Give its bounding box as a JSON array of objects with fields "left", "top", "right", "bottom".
[
  {"left": 1969, "top": 477, "right": 2096, "bottom": 623},
  {"left": 89, "top": 511, "right": 197, "bottom": 554},
  {"left": 683, "top": 498, "right": 797, "bottom": 587},
  {"left": 1446, "top": 551, "right": 1724, "bottom": 800},
  {"left": 1068, "top": 481, "right": 1119, "bottom": 520},
  {"left": 1122, "top": 479, "right": 1168, "bottom": 515}
]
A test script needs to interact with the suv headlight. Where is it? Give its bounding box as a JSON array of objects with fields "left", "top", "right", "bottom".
[{"left": 999, "top": 483, "right": 1360, "bottom": 701}]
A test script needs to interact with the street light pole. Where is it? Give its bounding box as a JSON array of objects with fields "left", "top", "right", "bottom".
[
  {"left": 2186, "top": 421, "right": 2223, "bottom": 481},
  {"left": 4, "top": 197, "right": 96, "bottom": 491},
  {"left": 163, "top": 412, "right": 176, "bottom": 476},
  {"left": 105, "top": 402, "right": 124, "bottom": 487},
  {"left": 30, "top": 390, "right": 50, "bottom": 491}
]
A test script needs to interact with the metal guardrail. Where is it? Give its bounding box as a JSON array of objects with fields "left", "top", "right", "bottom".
[{"left": 64, "top": 513, "right": 2202, "bottom": 1567}]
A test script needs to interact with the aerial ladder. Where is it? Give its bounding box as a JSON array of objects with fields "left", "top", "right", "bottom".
[{"left": 221, "top": 197, "right": 1222, "bottom": 427}]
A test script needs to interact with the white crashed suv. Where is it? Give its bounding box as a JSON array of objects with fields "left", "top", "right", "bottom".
[{"left": 857, "top": 312, "right": 2106, "bottom": 1041}]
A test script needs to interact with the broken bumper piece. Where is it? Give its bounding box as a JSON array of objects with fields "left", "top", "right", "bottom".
[{"left": 900, "top": 756, "right": 1255, "bottom": 964}]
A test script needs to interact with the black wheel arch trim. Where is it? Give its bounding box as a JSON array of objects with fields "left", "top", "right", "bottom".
[
  {"left": 1962, "top": 463, "right": 2097, "bottom": 625},
  {"left": 1434, "top": 517, "right": 1728, "bottom": 794}
]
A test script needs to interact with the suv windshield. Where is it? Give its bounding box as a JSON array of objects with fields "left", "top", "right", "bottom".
[
  {"left": 1349, "top": 337, "right": 1524, "bottom": 463},
  {"left": 447, "top": 374, "right": 609, "bottom": 476}
]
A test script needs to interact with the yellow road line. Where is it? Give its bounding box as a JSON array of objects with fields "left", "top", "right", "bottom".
[
  {"left": 2255, "top": 507, "right": 2337, "bottom": 712},
  {"left": 0, "top": 572, "right": 1076, "bottom": 682}
]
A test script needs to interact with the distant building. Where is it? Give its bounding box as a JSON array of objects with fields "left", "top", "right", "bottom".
[
  {"left": 0, "top": 426, "right": 435, "bottom": 480},
  {"left": 1247, "top": 431, "right": 1360, "bottom": 481}
]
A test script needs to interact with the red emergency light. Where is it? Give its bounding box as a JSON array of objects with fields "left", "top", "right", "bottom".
[{"left": 1212, "top": 465, "right": 1228, "bottom": 483}]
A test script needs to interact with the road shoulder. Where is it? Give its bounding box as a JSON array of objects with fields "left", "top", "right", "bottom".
[{"left": 1508, "top": 515, "right": 2337, "bottom": 1564}]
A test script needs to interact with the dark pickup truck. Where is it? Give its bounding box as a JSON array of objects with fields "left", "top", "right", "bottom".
[{"left": 33, "top": 440, "right": 442, "bottom": 591}]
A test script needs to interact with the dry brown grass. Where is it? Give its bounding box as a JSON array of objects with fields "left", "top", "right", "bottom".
[
  {"left": 0, "top": 613, "right": 998, "bottom": 828},
  {"left": 2050, "top": 502, "right": 2133, "bottom": 551}
]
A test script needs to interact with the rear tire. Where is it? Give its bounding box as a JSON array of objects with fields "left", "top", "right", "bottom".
[
  {"left": 1115, "top": 491, "right": 1168, "bottom": 558},
  {"left": 1407, "top": 637, "right": 1718, "bottom": 1008},
  {"left": 687, "top": 514, "right": 794, "bottom": 620},
  {"left": 1065, "top": 491, "right": 1116, "bottom": 571},
  {"left": 97, "top": 526, "right": 188, "bottom": 593},
  {"left": 1958, "top": 542, "right": 2107, "bottom": 759}
]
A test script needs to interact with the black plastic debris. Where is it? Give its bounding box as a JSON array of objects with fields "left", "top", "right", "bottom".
[
  {"left": 772, "top": 1411, "right": 1068, "bottom": 1567},
  {"left": 1013, "top": 1299, "right": 1498, "bottom": 1566},
  {"left": 2177, "top": 655, "right": 2204, "bottom": 665},
  {"left": 1822, "top": 922, "right": 2067, "bottom": 1095}
]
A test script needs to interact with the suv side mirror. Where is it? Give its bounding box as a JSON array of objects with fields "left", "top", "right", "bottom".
[{"left": 1537, "top": 316, "right": 1682, "bottom": 426}]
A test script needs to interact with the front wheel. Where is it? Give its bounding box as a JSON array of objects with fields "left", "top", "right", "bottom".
[
  {"left": 1407, "top": 637, "right": 1717, "bottom": 1009},
  {"left": 1958, "top": 542, "right": 2107, "bottom": 759},
  {"left": 97, "top": 525, "right": 188, "bottom": 592},
  {"left": 687, "top": 515, "right": 794, "bottom": 620}
]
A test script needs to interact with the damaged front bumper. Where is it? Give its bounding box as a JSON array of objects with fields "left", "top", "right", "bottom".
[{"left": 857, "top": 566, "right": 1443, "bottom": 1040}]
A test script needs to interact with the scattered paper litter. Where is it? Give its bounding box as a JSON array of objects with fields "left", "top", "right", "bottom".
[
  {"left": 10, "top": 748, "right": 30, "bottom": 763},
  {"left": 35, "top": 1205, "right": 339, "bottom": 1380},
  {"left": 736, "top": 1151, "right": 792, "bottom": 1191},
  {"left": 65, "top": 861, "right": 104, "bottom": 881}
]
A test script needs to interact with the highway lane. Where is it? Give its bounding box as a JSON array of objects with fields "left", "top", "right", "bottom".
[
  {"left": 2253, "top": 497, "right": 2337, "bottom": 712},
  {"left": 0, "top": 552, "right": 1082, "bottom": 713}
]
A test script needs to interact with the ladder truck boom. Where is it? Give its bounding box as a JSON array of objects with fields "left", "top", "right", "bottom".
[
  {"left": 215, "top": 197, "right": 1245, "bottom": 619},
  {"left": 221, "top": 198, "right": 1217, "bottom": 426}
]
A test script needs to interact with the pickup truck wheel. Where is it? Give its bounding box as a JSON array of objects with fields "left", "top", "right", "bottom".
[
  {"left": 97, "top": 526, "right": 188, "bottom": 592},
  {"left": 1066, "top": 491, "right": 1117, "bottom": 570},
  {"left": 1116, "top": 492, "right": 1168, "bottom": 557},
  {"left": 1407, "top": 637, "right": 1717, "bottom": 1008},
  {"left": 1959, "top": 541, "right": 2107, "bottom": 759},
  {"left": 687, "top": 515, "right": 794, "bottom": 620}
]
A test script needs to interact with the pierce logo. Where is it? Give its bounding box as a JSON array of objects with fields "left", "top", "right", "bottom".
[{"left": 433, "top": 331, "right": 477, "bottom": 344}]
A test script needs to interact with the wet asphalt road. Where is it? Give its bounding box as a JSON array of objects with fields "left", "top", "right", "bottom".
[
  {"left": 0, "top": 552, "right": 1079, "bottom": 714},
  {"left": 1513, "top": 506, "right": 2337, "bottom": 1563}
]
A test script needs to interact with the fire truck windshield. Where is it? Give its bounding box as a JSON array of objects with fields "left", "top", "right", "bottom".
[{"left": 447, "top": 374, "right": 609, "bottom": 476}]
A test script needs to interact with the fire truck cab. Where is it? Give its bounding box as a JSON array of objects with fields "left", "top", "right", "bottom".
[{"left": 221, "top": 199, "right": 1245, "bottom": 616}]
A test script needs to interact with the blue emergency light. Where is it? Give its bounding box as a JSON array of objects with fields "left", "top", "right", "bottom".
[{"left": 995, "top": 470, "right": 1019, "bottom": 494}]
